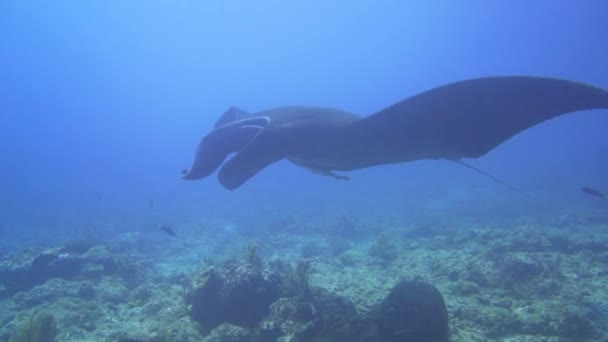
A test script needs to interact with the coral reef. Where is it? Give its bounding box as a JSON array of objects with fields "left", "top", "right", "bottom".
[
  {"left": 186, "top": 263, "right": 281, "bottom": 332},
  {"left": 329, "top": 215, "right": 379, "bottom": 238},
  {"left": 368, "top": 234, "right": 399, "bottom": 266},
  {"left": 9, "top": 312, "right": 57, "bottom": 342},
  {"left": 0, "top": 244, "right": 142, "bottom": 298},
  {"left": 185, "top": 255, "right": 448, "bottom": 341},
  {"left": 1, "top": 209, "right": 608, "bottom": 341},
  {"left": 371, "top": 280, "right": 449, "bottom": 342}
]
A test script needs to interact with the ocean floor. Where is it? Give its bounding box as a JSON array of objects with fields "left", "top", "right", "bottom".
[{"left": 1, "top": 206, "right": 608, "bottom": 341}]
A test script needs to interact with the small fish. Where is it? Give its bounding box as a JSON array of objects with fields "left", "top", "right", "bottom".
[
  {"left": 158, "top": 224, "right": 176, "bottom": 237},
  {"left": 581, "top": 186, "right": 607, "bottom": 200}
]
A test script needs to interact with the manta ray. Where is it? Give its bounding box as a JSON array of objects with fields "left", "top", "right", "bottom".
[{"left": 182, "top": 76, "right": 608, "bottom": 190}]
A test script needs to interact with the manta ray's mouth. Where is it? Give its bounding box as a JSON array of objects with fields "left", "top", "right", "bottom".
[{"left": 181, "top": 116, "right": 270, "bottom": 180}]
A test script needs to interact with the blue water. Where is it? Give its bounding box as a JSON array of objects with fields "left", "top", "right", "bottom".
[
  {"left": 1, "top": 2, "right": 608, "bottom": 340},
  {"left": 0, "top": 1, "right": 606, "bottom": 243}
]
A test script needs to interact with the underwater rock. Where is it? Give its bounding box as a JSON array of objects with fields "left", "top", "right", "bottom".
[
  {"left": 10, "top": 251, "right": 81, "bottom": 294},
  {"left": 450, "top": 280, "right": 480, "bottom": 296},
  {"left": 187, "top": 263, "right": 281, "bottom": 332},
  {"left": 260, "top": 297, "right": 318, "bottom": 340},
  {"left": 548, "top": 234, "right": 608, "bottom": 255},
  {"left": 186, "top": 258, "right": 369, "bottom": 341},
  {"left": 279, "top": 260, "right": 314, "bottom": 300},
  {"left": 77, "top": 284, "right": 96, "bottom": 300},
  {"left": 329, "top": 215, "right": 377, "bottom": 238},
  {"left": 368, "top": 234, "right": 399, "bottom": 266},
  {"left": 251, "top": 278, "right": 449, "bottom": 341},
  {"left": 97, "top": 278, "right": 130, "bottom": 304},
  {"left": 371, "top": 280, "right": 449, "bottom": 342},
  {"left": 300, "top": 241, "right": 329, "bottom": 258},
  {"left": 504, "top": 255, "right": 543, "bottom": 277},
  {"left": 81, "top": 262, "right": 105, "bottom": 279},
  {"left": 186, "top": 255, "right": 452, "bottom": 341},
  {"left": 9, "top": 311, "right": 57, "bottom": 342},
  {"left": 266, "top": 215, "right": 301, "bottom": 234},
  {"left": 312, "top": 288, "right": 360, "bottom": 340},
  {"left": 482, "top": 306, "right": 523, "bottom": 338},
  {"left": 481, "top": 302, "right": 601, "bottom": 339},
  {"left": 403, "top": 223, "right": 442, "bottom": 239},
  {"left": 535, "top": 279, "right": 561, "bottom": 298},
  {"left": 255, "top": 320, "right": 283, "bottom": 342},
  {"left": 0, "top": 244, "right": 136, "bottom": 296},
  {"left": 327, "top": 237, "right": 351, "bottom": 256},
  {"left": 81, "top": 246, "right": 115, "bottom": 270},
  {"left": 338, "top": 250, "right": 365, "bottom": 267},
  {"left": 202, "top": 323, "right": 251, "bottom": 342},
  {"left": 461, "top": 267, "right": 490, "bottom": 288},
  {"left": 578, "top": 240, "right": 608, "bottom": 253},
  {"left": 556, "top": 213, "right": 587, "bottom": 227},
  {"left": 259, "top": 289, "right": 360, "bottom": 341},
  {"left": 558, "top": 305, "right": 599, "bottom": 340},
  {"left": 110, "top": 254, "right": 146, "bottom": 288},
  {"left": 12, "top": 278, "right": 77, "bottom": 309},
  {"left": 142, "top": 301, "right": 164, "bottom": 316},
  {"left": 30, "top": 253, "right": 59, "bottom": 269},
  {"left": 128, "top": 286, "right": 153, "bottom": 306},
  {"left": 547, "top": 235, "right": 578, "bottom": 254},
  {"left": 59, "top": 239, "right": 95, "bottom": 255},
  {"left": 112, "top": 336, "right": 165, "bottom": 342}
]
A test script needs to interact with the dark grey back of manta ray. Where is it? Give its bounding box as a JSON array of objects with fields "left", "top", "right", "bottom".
[{"left": 183, "top": 76, "right": 608, "bottom": 190}]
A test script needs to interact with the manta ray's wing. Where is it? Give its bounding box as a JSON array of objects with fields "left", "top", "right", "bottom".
[{"left": 347, "top": 76, "right": 608, "bottom": 166}]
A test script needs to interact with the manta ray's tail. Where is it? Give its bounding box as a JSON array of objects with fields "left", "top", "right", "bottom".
[{"left": 452, "top": 160, "right": 529, "bottom": 196}]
